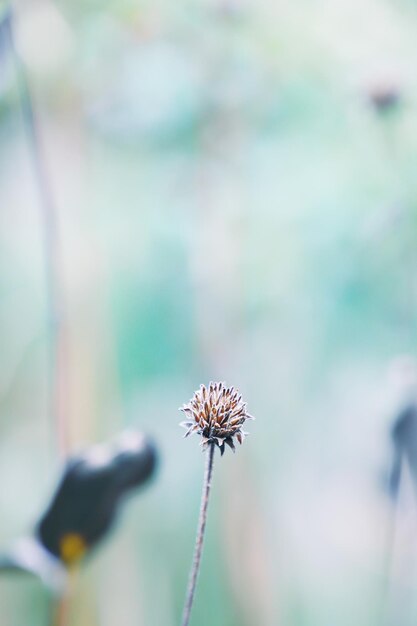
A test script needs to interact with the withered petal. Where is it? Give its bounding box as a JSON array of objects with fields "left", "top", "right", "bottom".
[{"left": 225, "top": 438, "right": 236, "bottom": 452}]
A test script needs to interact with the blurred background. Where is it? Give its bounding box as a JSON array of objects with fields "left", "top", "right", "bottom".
[{"left": 2, "top": 0, "right": 417, "bottom": 624}]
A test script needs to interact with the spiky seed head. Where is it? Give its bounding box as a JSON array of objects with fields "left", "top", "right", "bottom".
[{"left": 179, "top": 382, "right": 254, "bottom": 455}]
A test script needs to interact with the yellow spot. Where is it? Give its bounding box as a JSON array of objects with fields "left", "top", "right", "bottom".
[{"left": 59, "top": 533, "right": 87, "bottom": 564}]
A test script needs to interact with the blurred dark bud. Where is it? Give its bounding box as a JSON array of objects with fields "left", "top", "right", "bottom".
[
  {"left": 368, "top": 82, "right": 402, "bottom": 114},
  {"left": 37, "top": 431, "right": 157, "bottom": 565},
  {"left": 389, "top": 404, "right": 417, "bottom": 497}
]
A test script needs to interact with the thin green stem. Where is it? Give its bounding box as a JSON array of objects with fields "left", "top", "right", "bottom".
[{"left": 181, "top": 443, "right": 215, "bottom": 626}]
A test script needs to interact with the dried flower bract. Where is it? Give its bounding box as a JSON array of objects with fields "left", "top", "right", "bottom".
[{"left": 180, "top": 382, "right": 254, "bottom": 455}]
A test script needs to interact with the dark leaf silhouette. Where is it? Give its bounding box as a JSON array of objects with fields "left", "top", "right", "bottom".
[
  {"left": 37, "top": 431, "right": 157, "bottom": 564},
  {"left": 389, "top": 404, "right": 417, "bottom": 497},
  {"left": 0, "top": 431, "right": 158, "bottom": 582}
]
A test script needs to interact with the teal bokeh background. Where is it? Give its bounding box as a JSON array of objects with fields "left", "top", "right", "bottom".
[{"left": 1, "top": 0, "right": 417, "bottom": 624}]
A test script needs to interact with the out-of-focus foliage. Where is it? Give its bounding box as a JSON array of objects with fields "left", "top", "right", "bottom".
[{"left": 2, "top": 0, "right": 417, "bottom": 624}]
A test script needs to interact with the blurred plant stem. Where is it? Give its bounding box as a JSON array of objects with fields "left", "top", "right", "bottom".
[
  {"left": 4, "top": 6, "right": 69, "bottom": 458},
  {"left": 380, "top": 454, "right": 417, "bottom": 626},
  {"left": 181, "top": 443, "right": 215, "bottom": 626},
  {"left": 50, "top": 568, "right": 78, "bottom": 626},
  {"left": 379, "top": 457, "right": 402, "bottom": 626}
]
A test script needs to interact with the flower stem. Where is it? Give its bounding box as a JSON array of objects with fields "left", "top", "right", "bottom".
[
  {"left": 4, "top": 7, "right": 69, "bottom": 459},
  {"left": 181, "top": 443, "right": 215, "bottom": 626},
  {"left": 50, "top": 568, "right": 77, "bottom": 626}
]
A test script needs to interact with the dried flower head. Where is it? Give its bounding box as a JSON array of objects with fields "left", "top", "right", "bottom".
[{"left": 180, "top": 382, "right": 254, "bottom": 455}]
